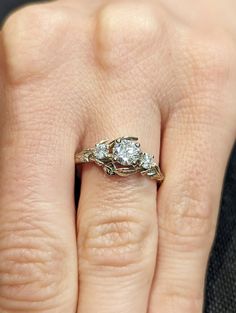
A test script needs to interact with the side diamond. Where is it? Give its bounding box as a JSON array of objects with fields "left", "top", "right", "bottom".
[
  {"left": 140, "top": 153, "right": 154, "bottom": 169},
  {"left": 94, "top": 143, "right": 109, "bottom": 160}
]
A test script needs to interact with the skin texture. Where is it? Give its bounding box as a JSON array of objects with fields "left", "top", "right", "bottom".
[{"left": 0, "top": 0, "right": 236, "bottom": 312}]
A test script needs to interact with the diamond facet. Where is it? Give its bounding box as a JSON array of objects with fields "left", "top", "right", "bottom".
[
  {"left": 113, "top": 139, "right": 141, "bottom": 166},
  {"left": 94, "top": 143, "right": 109, "bottom": 160},
  {"left": 140, "top": 153, "right": 154, "bottom": 169}
]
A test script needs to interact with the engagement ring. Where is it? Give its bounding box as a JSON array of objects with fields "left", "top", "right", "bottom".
[{"left": 75, "top": 136, "right": 164, "bottom": 183}]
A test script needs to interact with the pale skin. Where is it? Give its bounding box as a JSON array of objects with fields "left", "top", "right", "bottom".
[{"left": 0, "top": 0, "right": 236, "bottom": 312}]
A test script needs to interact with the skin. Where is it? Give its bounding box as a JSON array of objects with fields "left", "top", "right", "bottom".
[{"left": 0, "top": 0, "right": 236, "bottom": 312}]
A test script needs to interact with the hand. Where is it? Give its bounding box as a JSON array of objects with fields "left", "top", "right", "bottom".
[{"left": 0, "top": 1, "right": 235, "bottom": 312}]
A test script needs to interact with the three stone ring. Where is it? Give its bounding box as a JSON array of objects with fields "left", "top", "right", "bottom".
[{"left": 75, "top": 136, "right": 164, "bottom": 183}]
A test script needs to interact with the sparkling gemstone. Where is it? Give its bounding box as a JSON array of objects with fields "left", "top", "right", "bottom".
[
  {"left": 94, "top": 143, "right": 109, "bottom": 160},
  {"left": 113, "top": 139, "right": 141, "bottom": 165},
  {"left": 140, "top": 153, "right": 154, "bottom": 169}
]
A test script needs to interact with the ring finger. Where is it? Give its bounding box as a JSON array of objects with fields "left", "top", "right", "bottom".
[{"left": 76, "top": 3, "right": 162, "bottom": 312}]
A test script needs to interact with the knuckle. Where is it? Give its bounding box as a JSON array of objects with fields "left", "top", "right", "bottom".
[
  {"left": 158, "top": 182, "right": 215, "bottom": 251},
  {"left": 0, "top": 214, "right": 68, "bottom": 311},
  {"left": 183, "top": 34, "right": 235, "bottom": 91},
  {"left": 96, "top": 1, "right": 161, "bottom": 69},
  {"left": 79, "top": 204, "right": 157, "bottom": 272},
  {"left": 2, "top": 3, "right": 71, "bottom": 84}
]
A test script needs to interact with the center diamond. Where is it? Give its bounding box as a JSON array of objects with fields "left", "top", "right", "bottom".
[{"left": 113, "top": 139, "right": 141, "bottom": 166}]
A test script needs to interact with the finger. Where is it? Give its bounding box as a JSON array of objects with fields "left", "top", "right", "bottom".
[
  {"left": 0, "top": 92, "right": 78, "bottom": 312},
  {"left": 150, "top": 71, "right": 236, "bottom": 312},
  {"left": 76, "top": 3, "right": 162, "bottom": 313},
  {"left": 0, "top": 8, "right": 80, "bottom": 313}
]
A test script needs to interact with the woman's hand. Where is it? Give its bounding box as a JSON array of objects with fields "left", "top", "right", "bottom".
[{"left": 0, "top": 1, "right": 236, "bottom": 312}]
